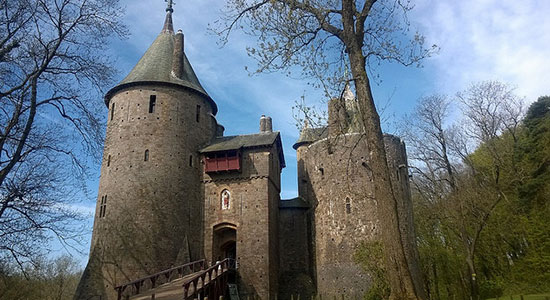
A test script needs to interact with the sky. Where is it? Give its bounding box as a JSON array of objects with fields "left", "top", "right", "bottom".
[{"left": 64, "top": 0, "right": 550, "bottom": 266}]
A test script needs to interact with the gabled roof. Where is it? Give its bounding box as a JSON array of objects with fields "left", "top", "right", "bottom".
[
  {"left": 200, "top": 132, "right": 286, "bottom": 168},
  {"left": 105, "top": 11, "right": 217, "bottom": 114}
]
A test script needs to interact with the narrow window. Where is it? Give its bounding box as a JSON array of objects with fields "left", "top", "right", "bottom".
[
  {"left": 99, "top": 195, "right": 107, "bottom": 218},
  {"left": 195, "top": 105, "right": 201, "bottom": 122},
  {"left": 345, "top": 197, "right": 351, "bottom": 214},
  {"left": 99, "top": 196, "right": 104, "bottom": 217},
  {"left": 103, "top": 195, "right": 107, "bottom": 217},
  {"left": 144, "top": 149, "right": 149, "bottom": 161},
  {"left": 189, "top": 155, "right": 193, "bottom": 167},
  {"left": 396, "top": 169, "right": 400, "bottom": 181},
  {"left": 107, "top": 155, "right": 111, "bottom": 167},
  {"left": 149, "top": 95, "right": 156, "bottom": 113},
  {"left": 111, "top": 102, "right": 115, "bottom": 120},
  {"left": 319, "top": 167, "right": 324, "bottom": 176}
]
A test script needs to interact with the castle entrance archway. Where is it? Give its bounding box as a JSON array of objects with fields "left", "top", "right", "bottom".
[{"left": 212, "top": 223, "right": 237, "bottom": 262}]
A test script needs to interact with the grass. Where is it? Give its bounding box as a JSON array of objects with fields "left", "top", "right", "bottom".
[{"left": 486, "top": 293, "right": 550, "bottom": 300}]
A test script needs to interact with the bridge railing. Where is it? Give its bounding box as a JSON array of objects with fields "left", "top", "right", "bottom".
[
  {"left": 182, "top": 258, "right": 236, "bottom": 300},
  {"left": 114, "top": 259, "right": 206, "bottom": 300}
]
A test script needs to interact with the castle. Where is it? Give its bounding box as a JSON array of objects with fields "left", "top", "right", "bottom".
[{"left": 74, "top": 6, "right": 418, "bottom": 300}]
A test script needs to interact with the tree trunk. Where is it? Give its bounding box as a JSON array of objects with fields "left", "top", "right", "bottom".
[
  {"left": 465, "top": 254, "right": 479, "bottom": 300},
  {"left": 433, "top": 262, "right": 441, "bottom": 300},
  {"left": 347, "top": 45, "right": 421, "bottom": 300}
]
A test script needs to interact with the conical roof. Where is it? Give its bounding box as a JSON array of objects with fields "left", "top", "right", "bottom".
[{"left": 105, "top": 10, "right": 217, "bottom": 114}]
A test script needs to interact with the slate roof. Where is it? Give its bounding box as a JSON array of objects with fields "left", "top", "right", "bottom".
[
  {"left": 200, "top": 132, "right": 279, "bottom": 152},
  {"left": 200, "top": 132, "right": 286, "bottom": 168},
  {"left": 279, "top": 197, "right": 310, "bottom": 209},
  {"left": 292, "top": 126, "right": 328, "bottom": 149},
  {"left": 104, "top": 12, "right": 217, "bottom": 114}
]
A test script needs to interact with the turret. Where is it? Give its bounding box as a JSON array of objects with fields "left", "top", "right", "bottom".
[
  {"left": 292, "top": 84, "right": 417, "bottom": 298},
  {"left": 75, "top": 5, "right": 218, "bottom": 299}
]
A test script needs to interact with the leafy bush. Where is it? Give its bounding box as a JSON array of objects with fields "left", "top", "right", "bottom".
[
  {"left": 479, "top": 279, "right": 504, "bottom": 299},
  {"left": 354, "top": 241, "right": 390, "bottom": 300}
]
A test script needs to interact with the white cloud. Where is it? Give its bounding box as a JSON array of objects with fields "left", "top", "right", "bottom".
[{"left": 412, "top": 0, "right": 550, "bottom": 101}]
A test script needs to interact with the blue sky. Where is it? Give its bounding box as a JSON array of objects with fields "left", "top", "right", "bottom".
[{"left": 63, "top": 0, "right": 550, "bottom": 266}]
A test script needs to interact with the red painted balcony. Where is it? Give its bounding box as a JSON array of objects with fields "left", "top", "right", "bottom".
[{"left": 205, "top": 151, "right": 241, "bottom": 173}]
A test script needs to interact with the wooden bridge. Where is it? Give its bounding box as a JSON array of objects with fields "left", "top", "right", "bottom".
[{"left": 115, "top": 258, "right": 236, "bottom": 300}]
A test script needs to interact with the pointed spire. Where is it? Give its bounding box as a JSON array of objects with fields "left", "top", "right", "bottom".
[
  {"left": 162, "top": 0, "right": 175, "bottom": 32},
  {"left": 162, "top": 10, "right": 174, "bottom": 33}
]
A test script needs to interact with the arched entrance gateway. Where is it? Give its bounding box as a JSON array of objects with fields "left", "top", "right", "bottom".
[{"left": 212, "top": 223, "right": 237, "bottom": 262}]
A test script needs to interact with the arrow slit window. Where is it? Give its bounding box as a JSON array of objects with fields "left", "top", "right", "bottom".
[
  {"left": 99, "top": 195, "right": 107, "bottom": 218},
  {"left": 149, "top": 95, "right": 156, "bottom": 113}
]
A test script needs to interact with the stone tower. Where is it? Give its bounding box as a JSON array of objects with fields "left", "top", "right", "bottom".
[
  {"left": 293, "top": 85, "right": 421, "bottom": 297},
  {"left": 74, "top": 5, "right": 219, "bottom": 299}
]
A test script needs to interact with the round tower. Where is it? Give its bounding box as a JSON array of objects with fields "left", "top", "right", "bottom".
[
  {"left": 293, "top": 88, "right": 419, "bottom": 298},
  {"left": 75, "top": 6, "right": 218, "bottom": 299}
]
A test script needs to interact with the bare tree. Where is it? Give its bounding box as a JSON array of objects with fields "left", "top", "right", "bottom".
[
  {"left": 0, "top": 0, "right": 126, "bottom": 270},
  {"left": 401, "top": 94, "right": 464, "bottom": 299},
  {"left": 0, "top": 255, "right": 81, "bottom": 300},
  {"left": 403, "top": 95, "right": 457, "bottom": 192},
  {"left": 216, "top": 1, "right": 437, "bottom": 299}
]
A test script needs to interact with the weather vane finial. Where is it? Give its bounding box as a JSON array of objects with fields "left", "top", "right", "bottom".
[{"left": 165, "top": 0, "right": 175, "bottom": 13}]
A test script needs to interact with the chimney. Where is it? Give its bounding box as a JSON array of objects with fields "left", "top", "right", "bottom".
[
  {"left": 172, "top": 30, "right": 184, "bottom": 79},
  {"left": 216, "top": 124, "right": 225, "bottom": 137},
  {"left": 260, "top": 115, "right": 272, "bottom": 133}
]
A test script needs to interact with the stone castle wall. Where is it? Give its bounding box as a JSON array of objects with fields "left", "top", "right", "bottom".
[
  {"left": 278, "top": 205, "right": 314, "bottom": 299},
  {"left": 202, "top": 146, "right": 281, "bottom": 300},
  {"left": 75, "top": 8, "right": 422, "bottom": 300},
  {"left": 77, "top": 73, "right": 418, "bottom": 300}
]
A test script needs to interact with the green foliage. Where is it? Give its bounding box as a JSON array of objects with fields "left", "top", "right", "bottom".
[
  {"left": 410, "top": 91, "right": 550, "bottom": 299},
  {"left": 486, "top": 293, "right": 550, "bottom": 300},
  {"left": 525, "top": 96, "right": 550, "bottom": 124},
  {"left": 519, "top": 96, "right": 550, "bottom": 209},
  {"left": 479, "top": 278, "right": 504, "bottom": 299},
  {"left": 354, "top": 241, "right": 390, "bottom": 300},
  {"left": 507, "top": 208, "right": 550, "bottom": 293}
]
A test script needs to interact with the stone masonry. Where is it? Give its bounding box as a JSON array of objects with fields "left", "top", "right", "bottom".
[{"left": 74, "top": 7, "right": 419, "bottom": 300}]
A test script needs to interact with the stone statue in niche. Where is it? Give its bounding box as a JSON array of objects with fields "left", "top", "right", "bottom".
[{"left": 221, "top": 190, "right": 230, "bottom": 210}]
